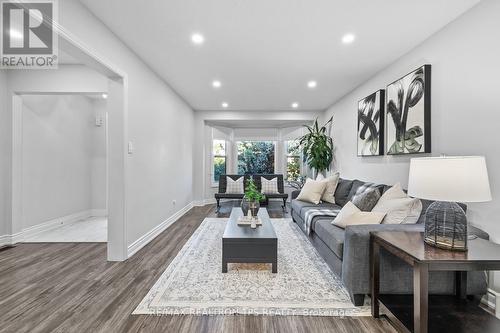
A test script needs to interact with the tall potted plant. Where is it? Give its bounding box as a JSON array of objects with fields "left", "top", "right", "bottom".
[{"left": 298, "top": 117, "right": 334, "bottom": 177}]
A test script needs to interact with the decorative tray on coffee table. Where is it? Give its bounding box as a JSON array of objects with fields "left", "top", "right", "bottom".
[{"left": 237, "top": 217, "right": 263, "bottom": 226}]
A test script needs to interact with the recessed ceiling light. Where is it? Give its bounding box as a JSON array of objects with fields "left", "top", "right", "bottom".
[
  {"left": 191, "top": 33, "right": 204, "bottom": 45},
  {"left": 291, "top": 102, "right": 299, "bottom": 109},
  {"left": 212, "top": 80, "right": 221, "bottom": 88},
  {"left": 307, "top": 81, "right": 317, "bottom": 89},
  {"left": 101, "top": 93, "right": 108, "bottom": 99},
  {"left": 221, "top": 102, "right": 228, "bottom": 108},
  {"left": 342, "top": 33, "right": 356, "bottom": 44}
]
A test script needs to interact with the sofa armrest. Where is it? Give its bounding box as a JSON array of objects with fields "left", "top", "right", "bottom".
[
  {"left": 291, "top": 190, "right": 301, "bottom": 200},
  {"left": 341, "top": 223, "right": 424, "bottom": 299}
]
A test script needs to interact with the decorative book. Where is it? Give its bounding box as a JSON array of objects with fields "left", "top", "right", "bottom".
[{"left": 237, "top": 217, "right": 263, "bottom": 226}]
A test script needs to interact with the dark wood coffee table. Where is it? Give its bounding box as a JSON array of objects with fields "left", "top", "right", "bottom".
[
  {"left": 222, "top": 208, "right": 278, "bottom": 273},
  {"left": 370, "top": 231, "right": 500, "bottom": 333}
]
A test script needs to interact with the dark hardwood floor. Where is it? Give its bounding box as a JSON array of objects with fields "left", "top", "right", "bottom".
[
  {"left": 380, "top": 295, "right": 500, "bottom": 333},
  {"left": 0, "top": 202, "right": 396, "bottom": 333}
]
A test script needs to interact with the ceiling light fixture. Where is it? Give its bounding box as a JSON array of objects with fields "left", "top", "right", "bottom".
[
  {"left": 221, "top": 102, "right": 228, "bottom": 108},
  {"left": 342, "top": 33, "right": 356, "bottom": 44},
  {"left": 291, "top": 102, "right": 299, "bottom": 109},
  {"left": 101, "top": 93, "right": 108, "bottom": 99},
  {"left": 191, "top": 33, "right": 205, "bottom": 45},
  {"left": 212, "top": 80, "right": 221, "bottom": 88},
  {"left": 307, "top": 81, "right": 317, "bottom": 89}
]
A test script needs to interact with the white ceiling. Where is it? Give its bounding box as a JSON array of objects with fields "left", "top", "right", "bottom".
[{"left": 80, "top": 0, "right": 479, "bottom": 111}]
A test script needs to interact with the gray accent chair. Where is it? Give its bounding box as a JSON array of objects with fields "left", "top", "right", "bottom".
[
  {"left": 291, "top": 178, "right": 489, "bottom": 306},
  {"left": 215, "top": 174, "right": 288, "bottom": 212}
]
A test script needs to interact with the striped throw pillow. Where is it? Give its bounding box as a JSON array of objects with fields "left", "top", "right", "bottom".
[{"left": 261, "top": 177, "right": 279, "bottom": 194}]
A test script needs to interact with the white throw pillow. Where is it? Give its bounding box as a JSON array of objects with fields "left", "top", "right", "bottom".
[
  {"left": 296, "top": 178, "right": 327, "bottom": 204},
  {"left": 316, "top": 172, "right": 340, "bottom": 204},
  {"left": 332, "top": 201, "right": 386, "bottom": 229},
  {"left": 372, "top": 183, "right": 423, "bottom": 224},
  {"left": 261, "top": 177, "right": 279, "bottom": 194},
  {"left": 379, "top": 182, "right": 407, "bottom": 200},
  {"left": 225, "top": 177, "right": 244, "bottom": 194}
]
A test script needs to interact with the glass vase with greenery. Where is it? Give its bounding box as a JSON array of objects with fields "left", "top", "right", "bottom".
[
  {"left": 242, "top": 179, "right": 266, "bottom": 217},
  {"left": 298, "top": 116, "right": 334, "bottom": 177}
]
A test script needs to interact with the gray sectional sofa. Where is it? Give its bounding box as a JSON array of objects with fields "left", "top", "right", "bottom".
[{"left": 291, "top": 178, "right": 489, "bottom": 306}]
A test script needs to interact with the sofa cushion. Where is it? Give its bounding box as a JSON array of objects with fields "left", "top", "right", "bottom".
[
  {"left": 332, "top": 202, "right": 385, "bottom": 229},
  {"left": 347, "top": 180, "right": 366, "bottom": 200},
  {"left": 225, "top": 176, "right": 244, "bottom": 194},
  {"left": 215, "top": 193, "right": 244, "bottom": 199},
  {"left": 347, "top": 180, "right": 385, "bottom": 202},
  {"left": 373, "top": 183, "right": 422, "bottom": 224},
  {"left": 316, "top": 172, "right": 340, "bottom": 204},
  {"left": 296, "top": 178, "right": 327, "bottom": 204},
  {"left": 261, "top": 177, "right": 279, "bottom": 194},
  {"left": 314, "top": 220, "right": 346, "bottom": 259},
  {"left": 334, "top": 179, "right": 354, "bottom": 206},
  {"left": 291, "top": 199, "right": 338, "bottom": 217},
  {"left": 351, "top": 187, "right": 381, "bottom": 211},
  {"left": 266, "top": 193, "right": 288, "bottom": 199}
]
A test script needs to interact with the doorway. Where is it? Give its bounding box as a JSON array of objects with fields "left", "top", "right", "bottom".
[
  {"left": 9, "top": 59, "right": 128, "bottom": 261},
  {"left": 19, "top": 93, "right": 108, "bottom": 243}
]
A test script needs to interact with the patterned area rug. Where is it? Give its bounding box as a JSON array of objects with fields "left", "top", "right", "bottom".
[{"left": 133, "top": 218, "right": 370, "bottom": 316}]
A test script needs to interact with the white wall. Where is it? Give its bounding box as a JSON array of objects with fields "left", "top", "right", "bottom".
[
  {"left": 0, "top": 71, "right": 7, "bottom": 237},
  {"left": 1, "top": 1, "right": 195, "bottom": 250},
  {"left": 322, "top": 0, "right": 500, "bottom": 289},
  {"left": 2, "top": 66, "right": 109, "bottom": 240},
  {"left": 91, "top": 99, "right": 107, "bottom": 212},
  {"left": 57, "top": 0, "right": 195, "bottom": 246},
  {"left": 21, "top": 95, "right": 104, "bottom": 228},
  {"left": 193, "top": 110, "right": 323, "bottom": 202}
]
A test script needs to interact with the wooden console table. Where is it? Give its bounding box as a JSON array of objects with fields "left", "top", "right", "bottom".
[{"left": 370, "top": 231, "right": 500, "bottom": 333}]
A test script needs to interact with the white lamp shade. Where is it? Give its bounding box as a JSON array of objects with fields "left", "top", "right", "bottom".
[{"left": 408, "top": 156, "right": 492, "bottom": 203}]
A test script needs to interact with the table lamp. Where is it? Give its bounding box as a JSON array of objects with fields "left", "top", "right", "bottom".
[{"left": 408, "top": 156, "right": 492, "bottom": 251}]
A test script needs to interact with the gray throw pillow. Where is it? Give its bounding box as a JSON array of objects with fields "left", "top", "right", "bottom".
[
  {"left": 334, "top": 179, "right": 354, "bottom": 206},
  {"left": 351, "top": 188, "right": 381, "bottom": 212}
]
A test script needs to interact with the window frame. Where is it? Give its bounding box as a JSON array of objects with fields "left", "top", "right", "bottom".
[
  {"left": 285, "top": 139, "right": 302, "bottom": 182},
  {"left": 235, "top": 140, "right": 277, "bottom": 175},
  {"left": 211, "top": 139, "right": 227, "bottom": 187}
]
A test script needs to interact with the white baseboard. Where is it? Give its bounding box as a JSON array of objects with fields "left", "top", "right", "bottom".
[
  {"left": 0, "top": 210, "right": 101, "bottom": 245},
  {"left": 127, "top": 202, "right": 194, "bottom": 258},
  {"left": 0, "top": 234, "right": 18, "bottom": 248},
  {"left": 481, "top": 288, "right": 500, "bottom": 318},
  {"left": 91, "top": 209, "right": 108, "bottom": 217},
  {"left": 1, "top": 199, "right": 212, "bottom": 255},
  {"left": 193, "top": 198, "right": 216, "bottom": 206},
  {"left": 22, "top": 210, "right": 94, "bottom": 240},
  {"left": 11, "top": 231, "right": 24, "bottom": 244}
]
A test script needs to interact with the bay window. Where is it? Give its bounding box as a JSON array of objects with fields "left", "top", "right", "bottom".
[
  {"left": 285, "top": 139, "right": 301, "bottom": 181},
  {"left": 236, "top": 141, "right": 275, "bottom": 175},
  {"left": 212, "top": 139, "right": 226, "bottom": 183}
]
